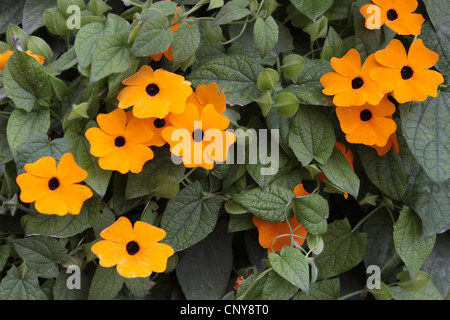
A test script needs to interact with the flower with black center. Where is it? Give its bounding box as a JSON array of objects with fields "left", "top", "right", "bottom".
[
  {"left": 360, "top": 0, "right": 424, "bottom": 35},
  {"left": 186, "top": 83, "right": 227, "bottom": 114},
  {"left": 320, "top": 49, "right": 383, "bottom": 107},
  {"left": 91, "top": 216, "right": 174, "bottom": 278},
  {"left": 85, "top": 109, "right": 155, "bottom": 174},
  {"left": 0, "top": 50, "right": 45, "bottom": 71},
  {"left": 252, "top": 184, "right": 309, "bottom": 253},
  {"left": 369, "top": 39, "right": 444, "bottom": 103},
  {"left": 117, "top": 65, "right": 193, "bottom": 119},
  {"left": 15, "top": 153, "right": 93, "bottom": 216},
  {"left": 161, "top": 103, "right": 236, "bottom": 170},
  {"left": 336, "top": 95, "right": 397, "bottom": 147},
  {"left": 140, "top": 116, "right": 172, "bottom": 147}
]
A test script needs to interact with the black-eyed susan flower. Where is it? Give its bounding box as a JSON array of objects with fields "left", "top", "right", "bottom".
[
  {"left": 117, "top": 65, "right": 193, "bottom": 119},
  {"left": 16, "top": 153, "right": 93, "bottom": 216},
  {"left": 85, "top": 109, "right": 155, "bottom": 174},
  {"left": 252, "top": 184, "right": 309, "bottom": 253},
  {"left": 320, "top": 49, "right": 383, "bottom": 107},
  {"left": 186, "top": 83, "right": 227, "bottom": 114},
  {"left": 370, "top": 39, "right": 444, "bottom": 103},
  {"left": 0, "top": 50, "right": 45, "bottom": 71},
  {"left": 371, "top": 130, "right": 399, "bottom": 156},
  {"left": 360, "top": 0, "right": 424, "bottom": 35},
  {"left": 139, "top": 116, "right": 172, "bottom": 147},
  {"left": 91, "top": 216, "right": 174, "bottom": 278},
  {"left": 161, "top": 102, "right": 236, "bottom": 170},
  {"left": 335, "top": 95, "right": 397, "bottom": 147}
]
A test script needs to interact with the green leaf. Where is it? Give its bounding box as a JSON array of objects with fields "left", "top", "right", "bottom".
[
  {"left": 292, "top": 194, "right": 329, "bottom": 235},
  {"left": 303, "top": 16, "right": 328, "bottom": 42},
  {"left": 0, "top": 245, "right": 11, "bottom": 272},
  {"left": 53, "top": 268, "right": 90, "bottom": 300},
  {"left": 176, "top": 224, "right": 233, "bottom": 300},
  {"left": 124, "top": 277, "right": 150, "bottom": 298},
  {"left": 87, "top": 0, "right": 112, "bottom": 16},
  {"left": 232, "top": 184, "right": 295, "bottom": 222},
  {"left": 11, "top": 236, "right": 69, "bottom": 278},
  {"left": 288, "top": 105, "right": 336, "bottom": 166},
  {"left": 315, "top": 218, "right": 367, "bottom": 279},
  {"left": 253, "top": 16, "right": 279, "bottom": 59},
  {"left": 292, "top": 278, "right": 340, "bottom": 300},
  {"left": 400, "top": 93, "right": 450, "bottom": 184},
  {"left": 172, "top": 20, "right": 201, "bottom": 65},
  {"left": 0, "top": 267, "right": 48, "bottom": 300},
  {"left": 90, "top": 32, "right": 133, "bottom": 83},
  {"left": 125, "top": 147, "right": 185, "bottom": 200},
  {"left": 88, "top": 266, "right": 124, "bottom": 300},
  {"left": 358, "top": 145, "right": 408, "bottom": 201},
  {"left": 260, "top": 270, "right": 299, "bottom": 300},
  {"left": 0, "top": 0, "right": 25, "bottom": 34},
  {"left": 319, "top": 145, "right": 360, "bottom": 199},
  {"left": 369, "top": 282, "right": 392, "bottom": 300},
  {"left": 320, "top": 26, "right": 344, "bottom": 60},
  {"left": 396, "top": 270, "right": 431, "bottom": 292},
  {"left": 268, "top": 246, "right": 310, "bottom": 293},
  {"left": 6, "top": 108, "right": 50, "bottom": 158},
  {"left": 390, "top": 280, "right": 443, "bottom": 300},
  {"left": 74, "top": 22, "right": 105, "bottom": 70},
  {"left": 160, "top": 181, "right": 222, "bottom": 251},
  {"left": 393, "top": 207, "right": 436, "bottom": 278},
  {"left": 131, "top": 8, "right": 173, "bottom": 57},
  {"left": 213, "top": 0, "right": 251, "bottom": 25},
  {"left": 420, "top": 21, "right": 449, "bottom": 75},
  {"left": 3, "top": 50, "right": 52, "bottom": 112},
  {"left": 422, "top": 232, "right": 450, "bottom": 298},
  {"left": 188, "top": 55, "right": 264, "bottom": 106},
  {"left": 64, "top": 122, "right": 112, "bottom": 197},
  {"left": 289, "top": 0, "right": 334, "bottom": 21},
  {"left": 22, "top": 0, "right": 58, "bottom": 34}
]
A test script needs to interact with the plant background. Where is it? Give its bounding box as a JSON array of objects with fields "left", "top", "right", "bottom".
[{"left": 0, "top": 0, "right": 448, "bottom": 300}]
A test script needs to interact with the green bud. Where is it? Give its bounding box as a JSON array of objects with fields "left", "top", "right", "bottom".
[
  {"left": 281, "top": 54, "right": 305, "bottom": 79},
  {"left": 263, "top": 0, "right": 280, "bottom": 16},
  {"left": 204, "top": 22, "right": 226, "bottom": 45},
  {"left": 273, "top": 92, "right": 299, "bottom": 118},
  {"left": 369, "top": 282, "right": 392, "bottom": 300},
  {"left": 254, "top": 90, "right": 273, "bottom": 116},
  {"left": 257, "top": 68, "right": 279, "bottom": 91},
  {"left": 27, "top": 36, "right": 53, "bottom": 60},
  {"left": 225, "top": 200, "right": 248, "bottom": 215},
  {"left": 302, "top": 16, "right": 328, "bottom": 42},
  {"left": 307, "top": 234, "right": 324, "bottom": 255},
  {"left": 6, "top": 25, "right": 29, "bottom": 51},
  {"left": 397, "top": 271, "right": 430, "bottom": 292}
]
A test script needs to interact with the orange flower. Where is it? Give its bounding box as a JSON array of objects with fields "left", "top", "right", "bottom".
[
  {"left": 16, "top": 153, "right": 93, "bottom": 216},
  {"left": 0, "top": 50, "right": 45, "bottom": 71},
  {"left": 186, "top": 83, "right": 227, "bottom": 114},
  {"left": 320, "top": 49, "right": 383, "bottom": 107},
  {"left": 117, "top": 65, "right": 193, "bottom": 119},
  {"left": 91, "top": 217, "right": 174, "bottom": 278},
  {"left": 319, "top": 142, "right": 354, "bottom": 199},
  {"left": 371, "top": 130, "right": 399, "bottom": 156},
  {"left": 252, "top": 184, "right": 309, "bottom": 253},
  {"left": 360, "top": 0, "right": 424, "bottom": 35},
  {"left": 335, "top": 95, "right": 397, "bottom": 147},
  {"left": 370, "top": 39, "right": 444, "bottom": 103},
  {"left": 85, "top": 109, "right": 155, "bottom": 174},
  {"left": 161, "top": 102, "right": 236, "bottom": 170}
]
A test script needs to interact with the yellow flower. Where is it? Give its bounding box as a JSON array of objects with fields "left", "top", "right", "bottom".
[
  {"left": 91, "top": 217, "right": 174, "bottom": 278},
  {"left": 85, "top": 109, "right": 155, "bottom": 174},
  {"left": 117, "top": 65, "right": 193, "bottom": 119},
  {"left": 0, "top": 50, "right": 45, "bottom": 71},
  {"left": 370, "top": 39, "right": 444, "bottom": 103},
  {"left": 16, "top": 153, "right": 93, "bottom": 216},
  {"left": 186, "top": 83, "right": 227, "bottom": 114},
  {"left": 161, "top": 102, "right": 236, "bottom": 170},
  {"left": 335, "top": 95, "right": 397, "bottom": 147},
  {"left": 360, "top": 0, "right": 424, "bottom": 35},
  {"left": 320, "top": 49, "right": 383, "bottom": 107}
]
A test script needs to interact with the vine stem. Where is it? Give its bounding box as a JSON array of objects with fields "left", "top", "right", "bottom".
[
  {"left": 237, "top": 267, "right": 272, "bottom": 300},
  {"left": 351, "top": 205, "right": 384, "bottom": 233},
  {"left": 338, "top": 288, "right": 366, "bottom": 300}
]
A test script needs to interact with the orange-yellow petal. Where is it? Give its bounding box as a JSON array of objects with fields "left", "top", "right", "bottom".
[
  {"left": 331, "top": 48, "right": 362, "bottom": 78},
  {"left": 97, "top": 109, "right": 127, "bottom": 136},
  {"left": 375, "top": 39, "right": 408, "bottom": 69},
  {"left": 408, "top": 39, "right": 440, "bottom": 70},
  {"left": 34, "top": 191, "right": 69, "bottom": 216},
  {"left": 55, "top": 183, "right": 93, "bottom": 215},
  {"left": 122, "top": 65, "right": 154, "bottom": 86},
  {"left": 293, "top": 184, "right": 310, "bottom": 197},
  {"left": 117, "top": 85, "right": 150, "bottom": 111},
  {"left": 100, "top": 216, "right": 134, "bottom": 243},
  {"left": 85, "top": 127, "right": 116, "bottom": 157},
  {"left": 121, "top": 143, "right": 154, "bottom": 174},
  {"left": 0, "top": 51, "right": 13, "bottom": 71},
  {"left": 23, "top": 156, "right": 57, "bottom": 178},
  {"left": 91, "top": 240, "right": 127, "bottom": 267},
  {"left": 16, "top": 173, "right": 48, "bottom": 203},
  {"left": 56, "top": 153, "right": 88, "bottom": 185},
  {"left": 320, "top": 72, "right": 352, "bottom": 95},
  {"left": 140, "top": 243, "right": 174, "bottom": 273},
  {"left": 98, "top": 147, "right": 130, "bottom": 174}
]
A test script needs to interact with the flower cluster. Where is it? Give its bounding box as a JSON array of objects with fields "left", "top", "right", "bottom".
[{"left": 320, "top": 0, "right": 444, "bottom": 155}]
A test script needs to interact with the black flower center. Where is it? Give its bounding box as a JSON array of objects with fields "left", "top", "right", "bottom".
[
  {"left": 351, "top": 77, "right": 364, "bottom": 89},
  {"left": 192, "top": 129, "right": 204, "bottom": 143},
  {"left": 114, "top": 136, "right": 126, "bottom": 148},
  {"left": 401, "top": 66, "right": 413, "bottom": 80},
  {"left": 386, "top": 9, "right": 398, "bottom": 21},
  {"left": 48, "top": 177, "right": 60, "bottom": 191},
  {"left": 153, "top": 118, "right": 166, "bottom": 128},
  {"left": 360, "top": 109, "right": 373, "bottom": 121},
  {"left": 126, "top": 241, "right": 140, "bottom": 256},
  {"left": 146, "top": 84, "right": 160, "bottom": 97}
]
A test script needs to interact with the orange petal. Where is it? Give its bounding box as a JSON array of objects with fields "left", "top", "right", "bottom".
[
  {"left": 116, "top": 255, "right": 152, "bottom": 278},
  {"left": 320, "top": 72, "right": 352, "bottom": 95},
  {"left": 336, "top": 106, "right": 363, "bottom": 134},
  {"left": 293, "top": 184, "right": 310, "bottom": 197},
  {"left": 360, "top": 4, "right": 386, "bottom": 30},
  {"left": 408, "top": 39, "right": 440, "bottom": 70},
  {"left": 121, "top": 143, "right": 154, "bottom": 174},
  {"left": 91, "top": 240, "right": 126, "bottom": 267},
  {"left": 85, "top": 127, "right": 116, "bottom": 157},
  {"left": 117, "top": 85, "right": 150, "bottom": 111},
  {"left": 133, "top": 221, "right": 167, "bottom": 246},
  {"left": 333, "top": 89, "right": 366, "bottom": 107},
  {"left": 56, "top": 153, "right": 88, "bottom": 185},
  {"left": 370, "top": 66, "right": 403, "bottom": 94},
  {"left": 168, "top": 102, "right": 200, "bottom": 132},
  {"left": 125, "top": 117, "right": 155, "bottom": 145},
  {"left": 0, "top": 51, "right": 13, "bottom": 71},
  {"left": 34, "top": 191, "right": 69, "bottom": 215},
  {"left": 391, "top": 79, "right": 428, "bottom": 103},
  {"left": 24, "top": 156, "right": 57, "bottom": 178},
  {"left": 203, "top": 129, "right": 236, "bottom": 162},
  {"left": 375, "top": 39, "right": 407, "bottom": 69},
  {"left": 132, "top": 96, "right": 170, "bottom": 119},
  {"left": 140, "top": 243, "right": 174, "bottom": 273},
  {"left": 393, "top": 0, "right": 418, "bottom": 13},
  {"left": 98, "top": 148, "right": 130, "bottom": 174},
  {"left": 100, "top": 216, "right": 134, "bottom": 243},
  {"left": 410, "top": 69, "right": 444, "bottom": 98},
  {"left": 370, "top": 117, "right": 397, "bottom": 146},
  {"left": 373, "top": 0, "right": 394, "bottom": 7},
  {"left": 16, "top": 173, "right": 48, "bottom": 203},
  {"left": 195, "top": 83, "right": 227, "bottom": 114},
  {"left": 201, "top": 104, "right": 230, "bottom": 131},
  {"left": 97, "top": 109, "right": 127, "bottom": 136},
  {"left": 122, "top": 65, "right": 154, "bottom": 86},
  {"left": 55, "top": 183, "right": 93, "bottom": 215},
  {"left": 330, "top": 48, "right": 361, "bottom": 78}
]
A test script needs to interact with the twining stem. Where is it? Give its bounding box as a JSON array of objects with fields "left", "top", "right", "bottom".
[
  {"left": 237, "top": 267, "right": 272, "bottom": 300},
  {"left": 351, "top": 205, "right": 384, "bottom": 233},
  {"left": 338, "top": 288, "right": 366, "bottom": 300}
]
